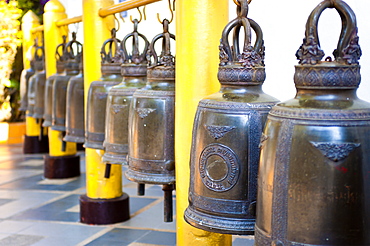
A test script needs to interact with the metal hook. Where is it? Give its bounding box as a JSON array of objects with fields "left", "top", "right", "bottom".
[
  {"left": 157, "top": 0, "right": 174, "bottom": 24},
  {"left": 130, "top": 7, "right": 146, "bottom": 23},
  {"left": 114, "top": 14, "right": 120, "bottom": 31},
  {"left": 233, "top": 0, "right": 252, "bottom": 6}
]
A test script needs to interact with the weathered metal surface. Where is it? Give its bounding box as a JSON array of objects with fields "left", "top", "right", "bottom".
[
  {"left": 64, "top": 71, "right": 85, "bottom": 143},
  {"left": 102, "top": 21, "right": 149, "bottom": 165},
  {"left": 126, "top": 19, "right": 176, "bottom": 185},
  {"left": 43, "top": 37, "right": 67, "bottom": 127},
  {"left": 84, "top": 29, "right": 123, "bottom": 150},
  {"left": 255, "top": 1, "right": 370, "bottom": 245},
  {"left": 51, "top": 33, "right": 82, "bottom": 132},
  {"left": 184, "top": 0, "right": 278, "bottom": 235}
]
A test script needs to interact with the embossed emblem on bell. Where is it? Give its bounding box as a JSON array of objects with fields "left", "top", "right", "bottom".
[
  {"left": 184, "top": 0, "right": 278, "bottom": 235},
  {"left": 255, "top": 0, "right": 370, "bottom": 245},
  {"left": 63, "top": 57, "right": 84, "bottom": 143},
  {"left": 51, "top": 32, "right": 82, "bottom": 132},
  {"left": 84, "top": 29, "right": 123, "bottom": 150},
  {"left": 102, "top": 20, "right": 149, "bottom": 165},
  {"left": 125, "top": 18, "right": 176, "bottom": 222},
  {"left": 27, "top": 39, "right": 46, "bottom": 118},
  {"left": 43, "top": 36, "right": 67, "bottom": 128}
]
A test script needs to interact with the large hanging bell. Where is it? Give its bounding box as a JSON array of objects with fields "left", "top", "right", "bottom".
[
  {"left": 126, "top": 19, "right": 176, "bottom": 222},
  {"left": 19, "top": 60, "right": 35, "bottom": 112},
  {"left": 51, "top": 32, "right": 82, "bottom": 132},
  {"left": 184, "top": 0, "right": 278, "bottom": 235},
  {"left": 27, "top": 40, "right": 46, "bottom": 118},
  {"left": 84, "top": 29, "right": 123, "bottom": 149},
  {"left": 43, "top": 36, "right": 67, "bottom": 128},
  {"left": 102, "top": 21, "right": 149, "bottom": 165},
  {"left": 255, "top": 0, "right": 370, "bottom": 245},
  {"left": 63, "top": 62, "right": 84, "bottom": 143}
]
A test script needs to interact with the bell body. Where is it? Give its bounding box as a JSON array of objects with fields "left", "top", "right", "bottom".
[
  {"left": 27, "top": 70, "right": 46, "bottom": 117},
  {"left": 84, "top": 68, "right": 122, "bottom": 150},
  {"left": 64, "top": 72, "right": 85, "bottom": 143},
  {"left": 19, "top": 67, "right": 35, "bottom": 112},
  {"left": 255, "top": 64, "right": 370, "bottom": 245},
  {"left": 33, "top": 71, "right": 48, "bottom": 119},
  {"left": 43, "top": 62, "right": 65, "bottom": 127},
  {"left": 185, "top": 77, "right": 278, "bottom": 235},
  {"left": 126, "top": 68, "right": 175, "bottom": 185},
  {"left": 102, "top": 74, "right": 146, "bottom": 164},
  {"left": 51, "top": 69, "right": 78, "bottom": 131},
  {"left": 43, "top": 73, "right": 59, "bottom": 127}
]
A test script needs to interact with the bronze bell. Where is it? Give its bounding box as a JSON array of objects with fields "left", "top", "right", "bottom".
[
  {"left": 63, "top": 61, "right": 84, "bottom": 143},
  {"left": 102, "top": 20, "right": 149, "bottom": 166},
  {"left": 125, "top": 19, "right": 176, "bottom": 222},
  {"left": 84, "top": 29, "right": 123, "bottom": 149},
  {"left": 43, "top": 36, "right": 67, "bottom": 128},
  {"left": 51, "top": 32, "right": 82, "bottom": 132},
  {"left": 184, "top": 0, "right": 278, "bottom": 235},
  {"left": 255, "top": 0, "right": 370, "bottom": 245},
  {"left": 27, "top": 40, "right": 46, "bottom": 118},
  {"left": 19, "top": 59, "right": 35, "bottom": 112}
]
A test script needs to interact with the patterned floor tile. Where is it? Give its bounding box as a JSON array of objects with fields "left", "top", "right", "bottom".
[
  {"left": 0, "top": 234, "right": 44, "bottom": 246},
  {"left": 135, "top": 230, "right": 176, "bottom": 246},
  {"left": 86, "top": 228, "right": 151, "bottom": 246}
]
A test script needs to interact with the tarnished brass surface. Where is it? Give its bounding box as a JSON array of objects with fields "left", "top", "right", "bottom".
[
  {"left": 103, "top": 21, "right": 149, "bottom": 165},
  {"left": 43, "top": 38, "right": 67, "bottom": 127},
  {"left": 184, "top": 0, "right": 278, "bottom": 235},
  {"left": 126, "top": 19, "right": 176, "bottom": 185},
  {"left": 51, "top": 33, "right": 82, "bottom": 132},
  {"left": 84, "top": 30, "right": 123, "bottom": 150},
  {"left": 64, "top": 71, "right": 85, "bottom": 143},
  {"left": 255, "top": 1, "right": 370, "bottom": 245},
  {"left": 27, "top": 42, "right": 45, "bottom": 117},
  {"left": 19, "top": 66, "right": 35, "bottom": 112}
]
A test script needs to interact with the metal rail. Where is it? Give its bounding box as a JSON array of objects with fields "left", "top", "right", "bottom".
[
  {"left": 99, "top": 0, "right": 161, "bottom": 17},
  {"left": 31, "top": 25, "right": 44, "bottom": 33},
  {"left": 56, "top": 15, "right": 82, "bottom": 27}
]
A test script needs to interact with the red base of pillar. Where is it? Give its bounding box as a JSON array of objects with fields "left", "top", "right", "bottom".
[
  {"left": 44, "top": 154, "right": 80, "bottom": 179},
  {"left": 80, "top": 193, "right": 130, "bottom": 225},
  {"left": 23, "top": 135, "right": 49, "bottom": 154}
]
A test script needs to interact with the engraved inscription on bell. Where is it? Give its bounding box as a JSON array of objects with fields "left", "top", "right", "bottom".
[{"left": 199, "top": 144, "right": 239, "bottom": 192}]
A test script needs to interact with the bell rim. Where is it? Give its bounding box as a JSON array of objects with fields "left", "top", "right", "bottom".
[
  {"left": 50, "top": 125, "right": 66, "bottom": 132},
  {"left": 63, "top": 135, "right": 85, "bottom": 143},
  {"left": 184, "top": 206, "right": 255, "bottom": 235},
  {"left": 102, "top": 153, "right": 127, "bottom": 165},
  {"left": 83, "top": 141, "right": 104, "bottom": 150},
  {"left": 124, "top": 169, "right": 175, "bottom": 185}
]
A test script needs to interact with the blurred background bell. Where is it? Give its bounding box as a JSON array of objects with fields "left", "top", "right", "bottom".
[
  {"left": 84, "top": 29, "right": 123, "bottom": 150},
  {"left": 43, "top": 36, "right": 67, "bottom": 128},
  {"left": 102, "top": 20, "right": 149, "bottom": 168},
  {"left": 255, "top": 0, "right": 370, "bottom": 245},
  {"left": 51, "top": 32, "right": 82, "bottom": 133},
  {"left": 19, "top": 56, "right": 35, "bottom": 112},
  {"left": 184, "top": 0, "right": 278, "bottom": 235},
  {"left": 125, "top": 18, "right": 176, "bottom": 222}
]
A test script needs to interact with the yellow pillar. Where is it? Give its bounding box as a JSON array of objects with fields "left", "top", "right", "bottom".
[
  {"left": 80, "top": 0, "right": 127, "bottom": 225},
  {"left": 43, "top": 0, "right": 79, "bottom": 179},
  {"left": 21, "top": 11, "right": 48, "bottom": 153},
  {"left": 175, "top": 0, "right": 232, "bottom": 245}
]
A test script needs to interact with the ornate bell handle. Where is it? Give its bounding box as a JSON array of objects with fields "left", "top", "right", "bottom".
[
  {"left": 232, "top": 18, "right": 263, "bottom": 61},
  {"left": 66, "top": 32, "right": 83, "bottom": 60},
  {"left": 298, "top": 0, "right": 360, "bottom": 65},
  {"left": 100, "top": 29, "right": 121, "bottom": 63},
  {"left": 148, "top": 19, "right": 175, "bottom": 67},
  {"left": 121, "top": 19, "right": 150, "bottom": 64},
  {"left": 220, "top": 0, "right": 264, "bottom": 66},
  {"left": 55, "top": 35, "right": 67, "bottom": 61}
]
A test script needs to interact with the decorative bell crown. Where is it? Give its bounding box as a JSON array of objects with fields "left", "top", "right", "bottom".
[
  {"left": 100, "top": 28, "right": 123, "bottom": 75},
  {"left": 64, "top": 32, "right": 82, "bottom": 73}
]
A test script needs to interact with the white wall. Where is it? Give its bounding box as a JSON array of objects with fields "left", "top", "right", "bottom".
[{"left": 59, "top": 0, "right": 370, "bottom": 102}]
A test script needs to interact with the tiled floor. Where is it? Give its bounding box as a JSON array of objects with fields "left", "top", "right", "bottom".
[{"left": 0, "top": 143, "right": 254, "bottom": 246}]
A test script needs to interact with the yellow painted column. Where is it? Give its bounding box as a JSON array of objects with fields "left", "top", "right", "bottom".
[
  {"left": 22, "top": 11, "right": 40, "bottom": 137},
  {"left": 82, "top": 0, "right": 120, "bottom": 200},
  {"left": 175, "top": 0, "right": 232, "bottom": 245},
  {"left": 44, "top": 0, "right": 77, "bottom": 158}
]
